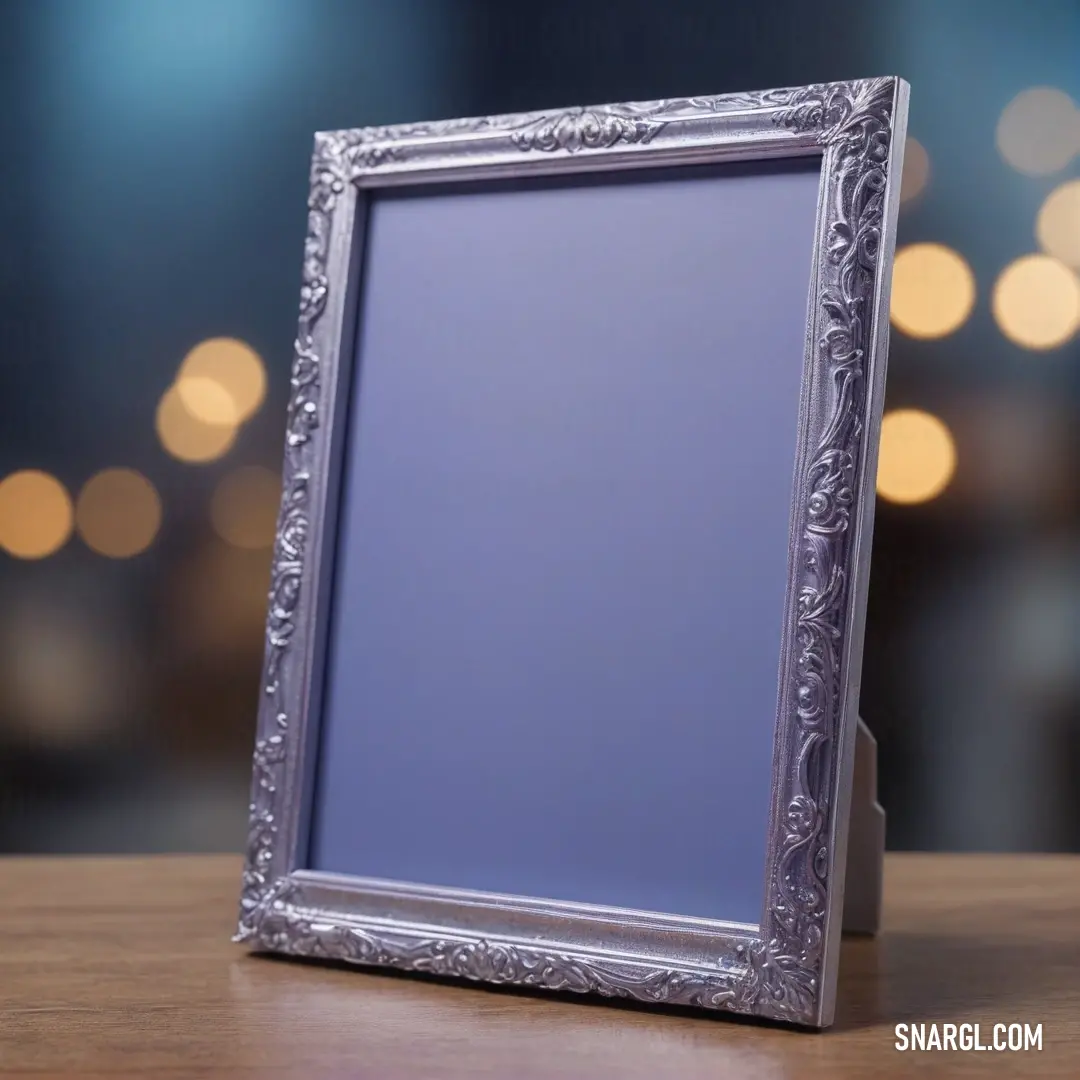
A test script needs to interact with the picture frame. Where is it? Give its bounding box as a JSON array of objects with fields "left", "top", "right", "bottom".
[{"left": 236, "top": 77, "right": 909, "bottom": 1030}]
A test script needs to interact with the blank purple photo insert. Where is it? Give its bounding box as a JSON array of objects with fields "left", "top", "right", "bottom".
[{"left": 308, "top": 161, "right": 821, "bottom": 924}]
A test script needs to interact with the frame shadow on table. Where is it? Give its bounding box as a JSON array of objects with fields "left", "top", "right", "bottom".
[{"left": 834, "top": 931, "right": 1080, "bottom": 1032}]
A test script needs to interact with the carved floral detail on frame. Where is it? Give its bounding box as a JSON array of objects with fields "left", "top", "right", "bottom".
[
  {"left": 254, "top": 887, "right": 746, "bottom": 1010},
  {"left": 237, "top": 78, "right": 898, "bottom": 1026}
]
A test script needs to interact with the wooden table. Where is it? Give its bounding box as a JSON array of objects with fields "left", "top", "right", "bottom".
[{"left": 1, "top": 855, "right": 1077, "bottom": 1078}]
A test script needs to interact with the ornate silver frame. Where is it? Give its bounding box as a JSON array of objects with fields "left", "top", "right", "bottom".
[{"left": 236, "top": 78, "right": 909, "bottom": 1030}]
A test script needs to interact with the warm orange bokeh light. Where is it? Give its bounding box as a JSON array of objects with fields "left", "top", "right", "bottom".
[
  {"left": 1036, "top": 179, "right": 1080, "bottom": 269},
  {"left": 891, "top": 244, "right": 977, "bottom": 339},
  {"left": 996, "top": 87, "right": 1079, "bottom": 176},
  {"left": 76, "top": 468, "right": 163, "bottom": 558},
  {"left": 877, "top": 409, "right": 957, "bottom": 505},
  {"left": 899, "top": 137, "right": 930, "bottom": 203},
  {"left": 210, "top": 465, "right": 282, "bottom": 550},
  {"left": 0, "top": 470, "right": 74, "bottom": 559},
  {"left": 176, "top": 375, "right": 241, "bottom": 427},
  {"left": 156, "top": 385, "right": 238, "bottom": 463},
  {"left": 178, "top": 338, "right": 266, "bottom": 424},
  {"left": 992, "top": 254, "right": 1080, "bottom": 350}
]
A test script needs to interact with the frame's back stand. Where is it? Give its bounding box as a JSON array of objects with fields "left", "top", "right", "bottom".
[{"left": 843, "top": 718, "right": 885, "bottom": 936}]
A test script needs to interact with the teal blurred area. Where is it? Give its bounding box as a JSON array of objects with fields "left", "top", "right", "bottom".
[{"left": 0, "top": 0, "right": 1077, "bottom": 853}]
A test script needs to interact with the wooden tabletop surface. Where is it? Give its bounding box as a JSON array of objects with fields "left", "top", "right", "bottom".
[{"left": 1, "top": 854, "right": 1077, "bottom": 1078}]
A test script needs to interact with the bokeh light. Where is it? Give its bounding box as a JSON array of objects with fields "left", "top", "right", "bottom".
[
  {"left": 76, "top": 468, "right": 162, "bottom": 558},
  {"left": 1036, "top": 179, "right": 1080, "bottom": 268},
  {"left": 178, "top": 337, "right": 266, "bottom": 424},
  {"left": 995, "top": 87, "right": 1080, "bottom": 175},
  {"left": 890, "top": 243, "right": 977, "bottom": 339},
  {"left": 172, "top": 541, "right": 274, "bottom": 658},
  {"left": 177, "top": 375, "right": 241, "bottom": 426},
  {"left": 899, "top": 136, "right": 930, "bottom": 203},
  {"left": 0, "top": 470, "right": 74, "bottom": 559},
  {"left": 0, "top": 596, "right": 133, "bottom": 748},
  {"left": 877, "top": 408, "right": 957, "bottom": 505},
  {"left": 210, "top": 465, "right": 281, "bottom": 550},
  {"left": 156, "top": 384, "right": 238, "bottom": 463},
  {"left": 957, "top": 396, "right": 1068, "bottom": 514},
  {"left": 992, "top": 254, "right": 1080, "bottom": 350}
]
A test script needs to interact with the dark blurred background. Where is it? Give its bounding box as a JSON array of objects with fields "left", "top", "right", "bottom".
[{"left": 0, "top": 0, "right": 1077, "bottom": 854}]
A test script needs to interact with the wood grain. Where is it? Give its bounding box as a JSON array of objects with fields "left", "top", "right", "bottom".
[{"left": 1, "top": 854, "right": 1078, "bottom": 1077}]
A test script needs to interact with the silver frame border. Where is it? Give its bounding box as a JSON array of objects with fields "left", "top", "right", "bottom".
[{"left": 235, "top": 78, "right": 909, "bottom": 1030}]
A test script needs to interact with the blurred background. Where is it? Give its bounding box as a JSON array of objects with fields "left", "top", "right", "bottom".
[{"left": 0, "top": 0, "right": 1077, "bottom": 854}]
